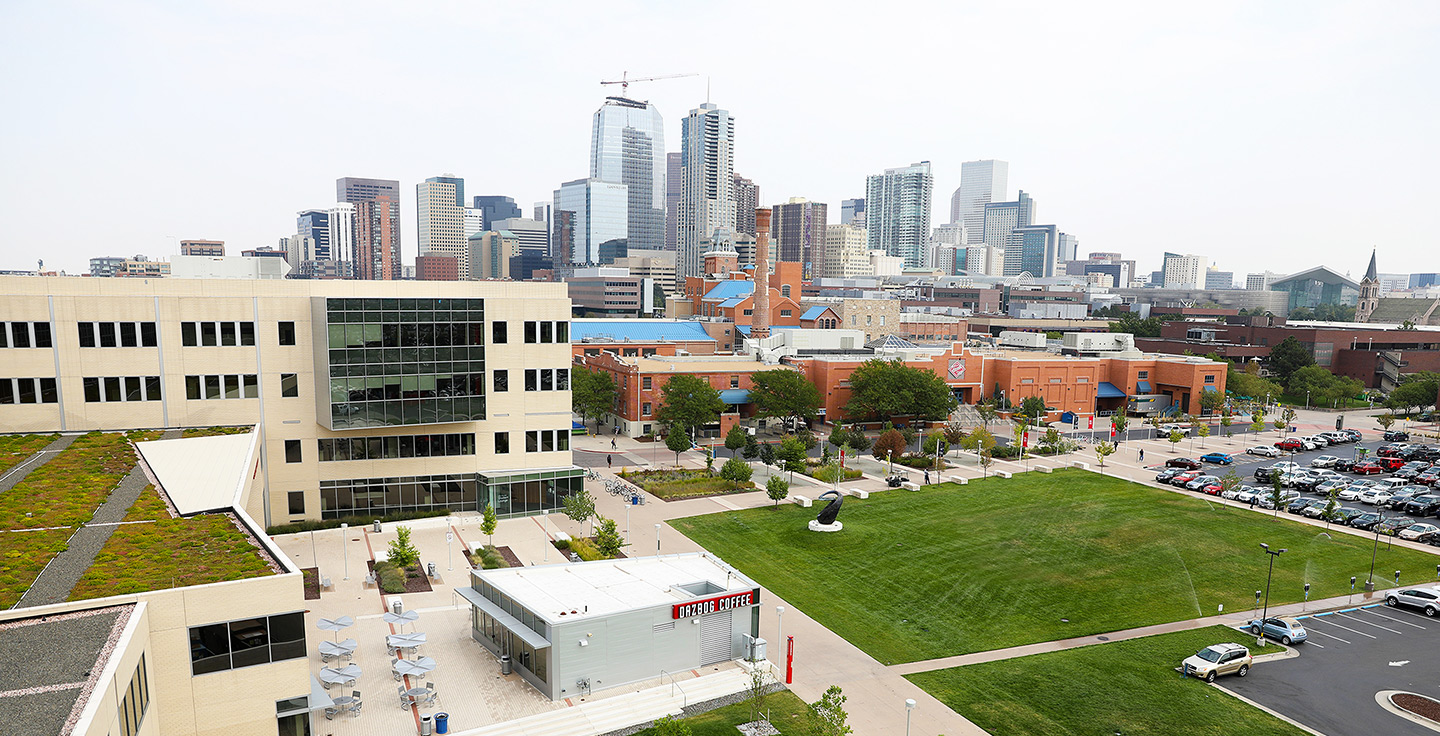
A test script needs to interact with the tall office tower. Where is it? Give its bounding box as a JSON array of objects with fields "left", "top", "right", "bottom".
[
  {"left": 416, "top": 175, "right": 467, "bottom": 278},
  {"left": 1245, "top": 271, "right": 1279, "bottom": 290},
  {"left": 864, "top": 161, "right": 934, "bottom": 268},
  {"left": 1161, "top": 253, "right": 1208, "bottom": 289},
  {"left": 823, "top": 224, "right": 869, "bottom": 279},
  {"left": 964, "top": 245, "right": 1004, "bottom": 276},
  {"left": 590, "top": 97, "right": 666, "bottom": 251},
  {"left": 1057, "top": 233, "right": 1078, "bottom": 263},
  {"left": 554, "top": 178, "right": 628, "bottom": 265},
  {"left": 491, "top": 217, "right": 550, "bottom": 255},
  {"left": 951, "top": 159, "right": 1009, "bottom": 243},
  {"left": 1205, "top": 267, "right": 1236, "bottom": 290},
  {"left": 296, "top": 209, "right": 333, "bottom": 260},
  {"left": 533, "top": 202, "right": 551, "bottom": 232},
  {"left": 664, "top": 152, "right": 682, "bottom": 251},
  {"left": 840, "top": 198, "right": 865, "bottom": 227},
  {"left": 471, "top": 196, "right": 521, "bottom": 230},
  {"left": 678, "top": 103, "right": 736, "bottom": 280},
  {"left": 932, "top": 223, "right": 966, "bottom": 246},
  {"left": 464, "top": 208, "right": 485, "bottom": 239},
  {"left": 770, "top": 198, "right": 828, "bottom": 279},
  {"left": 982, "top": 191, "right": 1036, "bottom": 249},
  {"left": 467, "top": 231, "right": 519, "bottom": 280},
  {"left": 733, "top": 175, "right": 759, "bottom": 235},
  {"left": 1006, "top": 224, "right": 1059, "bottom": 277},
  {"left": 337, "top": 177, "right": 402, "bottom": 280},
  {"left": 179, "top": 240, "right": 225, "bottom": 256}
]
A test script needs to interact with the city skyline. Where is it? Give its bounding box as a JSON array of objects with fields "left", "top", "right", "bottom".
[{"left": 2, "top": 2, "right": 1438, "bottom": 277}]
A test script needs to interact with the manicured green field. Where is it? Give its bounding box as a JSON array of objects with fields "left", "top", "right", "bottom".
[
  {"left": 908, "top": 626, "right": 1301, "bottom": 736},
  {"left": 672, "top": 469, "right": 1440, "bottom": 664},
  {"left": 629, "top": 690, "right": 819, "bottom": 736}
]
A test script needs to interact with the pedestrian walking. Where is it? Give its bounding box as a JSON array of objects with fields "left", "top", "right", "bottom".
[
  {"left": 924, "top": 469, "right": 931, "bottom": 485},
  {"left": 611, "top": 438, "right": 617, "bottom": 450},
  {"left": 607, "top": 454, "right": 613, "bottom": 469},
  {"left": 1139, "top": 448, "right": 1145, "bottom": 463}
]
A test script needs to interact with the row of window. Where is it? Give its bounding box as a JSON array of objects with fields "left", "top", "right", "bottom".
[
  {"left": 522, "top": 368, "right": 569, "bottom": 392},
  {"left": 189, "top": 612, "right": 306, "bottom": 676},
  {"left": 0, "top": 321, "right": 52, "bottom": 348},
  {"left": 117, "top": 655, "right": 150, "bottom": 736},
  {"left": 0, "top": 378, "right": 58, "bottom": 404},
  {"left": 77, "top": 321, "right": 158, "bottom": 348},
  {"left": 522, "top": 321, "right": 569, "bottom": 344},
  {"left": 181, "top": 321, "right": 257, "bottom": 347},
  {"left": 317, "top": 433, "right": 476, "bottom": 462},
  {"left": 83, "top": 376, "right": 162, "bottom": 403},
  {"left": 317, "top": 469, "right": 581, "bottom": 520},
  {"left": 186, "top": 374, "right": 259, "bottom": 400}
]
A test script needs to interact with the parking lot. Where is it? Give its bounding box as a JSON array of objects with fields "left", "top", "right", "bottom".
[{"left": 1223, "top": 601, "right": 1440, "bottom": 735}]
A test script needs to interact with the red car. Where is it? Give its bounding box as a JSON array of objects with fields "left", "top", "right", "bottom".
[
  {"left": 1275, "top": 438, "right": 1304, "bottom": 451},
  {"left": 1378, "top": 457, "right": 1406, "bottom": 471},
  {"left": 1353, "top": 461, "right": 1384, "bottom": 475},
  {"left": 1170, "top": 470, "right": 1203, "bottom": 486},
  {"left": 1201, "top": 483, "right": 1224, "bottom": 495}
]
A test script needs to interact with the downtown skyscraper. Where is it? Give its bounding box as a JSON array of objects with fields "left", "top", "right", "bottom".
[
  {"left": 950, "top": 159, "right": 1008, "bottom": 243},
  {"left": 337, "top": 177, "right": 402, "bottom": 280},
  {"left": 678, "top": 102, "right": 736, "bottom": 279},
  {"left": 590, "top": 97, "right": 666, "bottom": 252},
  {"left": 864, "top": 161, "right": 933, "bottom": 268},
  {"left": 416, "top": 175, "right": 467, "bottom": 278}
]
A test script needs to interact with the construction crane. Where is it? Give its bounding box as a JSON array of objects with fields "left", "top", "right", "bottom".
[{"left": 600, "top": 71, "right": 698, "bottom": 99}]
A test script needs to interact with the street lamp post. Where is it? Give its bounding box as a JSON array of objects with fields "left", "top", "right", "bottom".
[
  {"left": 1258, "top": 543, "right": 1287, "bottom": 646},
  {"left": 905, "top": 698, "right": 916, "bottom": 736},
  {"left": 776, "top": 605, "right": 785, "bottom": 661},
  {"left": 655, "top": 523, "right": 662, "bottom": 556},
  {"left": 340, "top": 523, "right": 349, "bottom": 580},
  {"left": 1367, "top": 511, "right": 1385, "bottom": 592}
]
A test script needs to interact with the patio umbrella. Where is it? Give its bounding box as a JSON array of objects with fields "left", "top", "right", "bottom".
[
  {"left": 383, "top": 609, "right": 420, "bottom": 631},
  {"left": 317, "top": 616, "right": 355, "bottom": 642},
  {"left": 318, "top": 663, "right": 362, "bottom": 688},
  {"left": 393, "top": 656, "right": 436, "bottom": 678}
]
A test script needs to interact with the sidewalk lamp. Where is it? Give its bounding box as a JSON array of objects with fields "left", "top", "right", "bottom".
[
  {"left": 776, "top": 606, "right": 785, "bottom": 659},
  {"left": 655, "top": 523, "right": 662, "bottom": 556},
  {"left": 1258, "top": 543, "right": 1286, "bottom": 646},
  {"left": 905, "top": 698, "right": 916, "bottom": 736},
  {"left": 340, "top": 523, "right": 349, "bottom": 581},
  {"left": 1366, "top": 512, "right": 1385, "bottom": 592}
]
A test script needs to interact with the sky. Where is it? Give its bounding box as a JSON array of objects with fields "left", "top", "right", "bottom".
[{"left": 2, "top": 0, "right": 1438, "bottom": 280}]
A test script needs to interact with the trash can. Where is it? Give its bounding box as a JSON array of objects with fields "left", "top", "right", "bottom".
[
  {"left": 420, "top": 713, "right": 433, "bottom": 735},
  {"left": 500, "top": 655, "right": 512, "bottom": 675},
  {"left": 373, "top": 520, "right": 381, "bottom": 533},
  {"left": 435, "top": 713, "right": 449, "bottom": 734},
  {"left": 392, "top": 600, "right": 404, "bottom": 615},
  {"left": 427, "top": 561, "right": 437, "bottom": 577}
]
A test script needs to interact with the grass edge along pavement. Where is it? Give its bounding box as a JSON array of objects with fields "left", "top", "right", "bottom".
[
  {"left": 671, "top": 468, "right": 1440, "bottom": 665},
  {"left": 906, "top": 625, "right": 1304, "bottom": 736},
  {"left": 627, "top": 690, "right": 823, "bottom": 736}
]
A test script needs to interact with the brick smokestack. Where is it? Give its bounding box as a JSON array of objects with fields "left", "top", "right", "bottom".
[{"left": 752, "top": 209, "right": 772, "bottom": 340}]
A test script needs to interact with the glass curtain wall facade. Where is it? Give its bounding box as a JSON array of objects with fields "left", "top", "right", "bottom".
[
  {"left": 553, "top": 179, "right": 628, "bottom": 265},
  {"left": 864, "top": 161, "right": 934, "bottom": 268},
  {"left": 951, "top": 159, "right": 1008, "bottom": 242},
  {"left": 317, "top": 298, "right": 486, "bottom": 429},
  {"left": 590, "top": 98, "right": 665, "bottom": 252},
  {"left": 317, "top": 468, "right": 581, "bottom": 520}
]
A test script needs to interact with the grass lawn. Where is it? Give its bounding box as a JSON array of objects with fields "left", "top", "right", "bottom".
[
  {"left": 0, "top": 433, "right": 57, "bottom": 474},
  {"left": 673, "top": 469, "right": 1440, "bottom": 664},
  {"left": 907, "top": 625, "right": 1301, "bottom": 736},
  {"left": 628, "top": 690, "right": 819, "bottom": 736},
  {"left": 620, "top": 468, "right": 753, "bottom": 500}
]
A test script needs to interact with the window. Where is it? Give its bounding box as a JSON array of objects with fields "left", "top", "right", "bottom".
[
  {"left": 317, "top": 433, "right": 476, "bottom": 461},
  {"left": 524, "top": 321, "right": 537, "bottom": 343},
  {"left": 643, "top": 402, "right": 652, "bottom": 416},
  {"left": 879, "top": 316, "right": 886, "bottom": 326},
  {"left": 493, "top": 370, "right": 508, "bottom": 392},
  {"left": 730, "top": 375, "right": 740, "bottom": 388},
  {"left": 526, "top": 431, "right": 539, "bottom": 453},
  {"left": 1204, "top": 374, "right": 1216, "bottom": 384},
  {"left": 119, "top": 322, "right": 137, "bottom": 347},
  {"left": 116, "top": 655, "right": 149, "bottom": 736},
  {"left": 33, "top": 322, "right": 51, "bottom": 348},
  {"left": 781, "top": 284, "right": 791, "bottom": 298},
  {"left": 556, "top": 322, "right": 568, "bottom": 342},
  {"left": 239, "top": 322, "right": 255, "bottom": 346},
  {"left": 243, "top": 374, "right": 258, "bottom": 398},
  {"left": 780, "top": 309, "right": 792, "bottom": 318},
  {"left": 0, "top": 378, "right": 59, "bottom": 405},
  {"left": 525, "top": 369, "right": 537, "bottom": 391},
  {"left": 540, "top": 369, "right": 553, "bottom": 391},
  {"left": 140, "top": 322, "right": 157, "bottom": 347},
  {"left": 278, "top": 321, "right": 296, "bottom": 346},
  {"left": 188, "top": 612, "right": 306, "bottom": 675},
  {"left": 284, "top": 440, "right": 302, "bottom": 464},
  {"left": 287, "top": 492, "right": 305, "bottom": 515},
  {"left": 492, "top": 321, "right": 507, "bottom": 344},
  {"left": 181, "top": 322, "right": 197, "bottom": 346},
  {"left": 557, "top": 368, "right": 569, "bottom": 391},
  {"left": 280, "top": 373, "right": 298, "bottom": 398},
  {"left": 186, "top": 374, "right": 257, "bottom": 400},
  {"left": 852, "top": 316, "right": 858, "bottom": 325},
  {"left": 866, "top": 315, "right": 872, "bottom": 325},
  {"left": 642, "top": 377, "right": 652, "bottom": 390},
  {"left": 81, "top": 376, "right": 161, "bottom": 403},
  {"left": 494, "top": 432, "right": 510, "bottom": 454},
  {"left": 1137, "top": 370, "right": 1149, "bottom": 379},
  {"left": 541, "top": 322, "right": 553, "bottom": 343},
  {"left": 98, "top": 322, "right": 116, "bottom": 348},
  {"left": 201, "top": 322, "right": 217, "bottom": 346},
  {"left": 78, "top": 323, "right": 95, "bottom": 348}
]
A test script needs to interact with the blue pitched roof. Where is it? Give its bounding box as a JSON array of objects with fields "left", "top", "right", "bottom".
[
  {"left": 800, "top": 306, "right": 829, "bottom": 321},
  {"left": 1096, "top": 382, "right": 1127, "bottom": 398},
  {"left": 718, "top": 297, "right": 747, "bottom": 308},
  {"left": 703, "top": 281, "right": 754, "bottom": 301},
  {"left": 569, "top": 320, "right": 717, "bottom": 343}
]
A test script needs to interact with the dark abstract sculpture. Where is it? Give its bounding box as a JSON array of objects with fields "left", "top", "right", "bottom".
[{"left": 816, "top": 490, "right": 843, "bottom": 525}]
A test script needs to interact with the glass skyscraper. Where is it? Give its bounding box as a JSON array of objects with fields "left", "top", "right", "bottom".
[
  {"left": 553, "top": 178, "right": 628, "bottom": 265},
  {"left": 679, "top": 103, "right": 736, "bottom": 280},
  {"left": 590, "top": 98, "right": 665, "bottom": 252},
  {"left": 864, "top": 161, "right": 933, "bottom": 269},
  {"left": 950, "top": 159, "right": 1008, "bottom": 242}
]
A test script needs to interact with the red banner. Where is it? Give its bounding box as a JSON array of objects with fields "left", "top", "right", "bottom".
[
  {"left": 673, "top": 589, "right": 759, "bottom": 619},
  {"left": 1087, "top": 417, "right": 1094, "bottom": 430},
  {"left": 1022, "top": 431, "right": 1029, "bottom": 448}
]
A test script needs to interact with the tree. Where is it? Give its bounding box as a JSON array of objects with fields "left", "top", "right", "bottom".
[
  {"left": 1269, "top": 474, "right": 1285, "bottom": 519},
  {"left": 562, "top": 487, "right": 596, "bottom": 536},
  {"left": 1281, "top": 407, "right": 1297, "bottom": 428},
  {"left": 746, "top": 661, "right": 771, "bottom": 725},
  {"left": 1266, "top": 336, "right": 1315, "bottom": 386},
  {"left": 766, "top": 475, "right": 790, "bottom": 507},
  {"left": 922, "top": 430, "right": 945, "bottom": 457},
  {"left": 387, "top": 525, "right": 420, "bottom": 570},
  {"left": 1313, "top": 303, "right": 1356, "bottom": 322},
  {"left": 962, "top": 426, "right": 996, "bottom": 453},
  {"left": 1378, "top": 413, "right": 1396, "bottom": 431},
  {"left": 777, "top": 435, "right": 808, "bottom": 482},
  {"left": 758, "top": 442, "right": 776, "bottom": 474},
  {"left": 1198, "top": 388, "right": 1224, "bottom": 416},
  {"left": 1272, "top": 417, "right": 1286, "bottom": 434},
  {"left": 846, "top": 426, "right": 872, "bottom": 452},
  {"left": 808, "top": 685, "right": 852, "bottom": 736},
  {"left": 1168, "top": 429, "right": 1184, "bottom": 451},
  {"left": 1287, "top": 365, "right": 1364, "bottom": 406},
  {"left": 748, "top": 368, "right": 823, "bottom": 427},
  {"left": 942, "top": 421, "right": 967, "bottom": 455},
  {"left": 1020, "top": 395, "right": 1048, "bottom": 423},
  {"left": 1197, "top": 423, "right": 1210, "bottom": 447},
  {"left": 665, "top": 429, "right": 691, "bottom": 467},
  {"left": 571, "top": 367, "right": 619, "bottom": 432},
  {"left": 1390, "top": 374, "right": 1440, "bottom": 415},
  {"left": 1227, "top": 364, "right": 1284, "bottom": 403},
  {"left": 1094, "top": 441, "right": 1116, "bottom": 470},
  {"left": 976, "top": 402, "right": 998, "bottom": 427},
  {"left": 651, "top": 716, "right": 693, "bottom": 736},
  {"left": 1039, "top": 427, "right": 1063, "bottom": 454},
  {"left": 742, "top": 433, "right": 760, "bottom": 460},
  {"left": 1220, "top": 470, "right": 1242, "bottom": 496},
  {"left": 657, "top": 374, "right": 726, "bottom": 434},
  {"left": 1111, "top": 413, "right": 1129, "bottom": 438},
  {"left": 843, "top": 359, "right": 958, "bottom": 423},
  {"left": 593, "top": 516, "right": 625, "bottom": 557},
  {"left": 979, "top": 448, "right": 994, "bottom": 477},
  {"left": 720, "top": 454, "right": 753, "bottom": 489},
  {"left": 1107, "top": 312, "right": 1165, "bottom": 338},
  {"left": 1220, "top": 411, "right": 1233, "bottom": 438},
  {"left": 1321, "top": 488, "right": 1340, "bottom": 530},
  {"left": 480, "top": 505, "right": 498, "bottom": 548},
  {"left": 724, "top": 424, "right": 748, "bottom": 457},
  {"left": 827, "top": 426, "right": 851, "bottom": 450},
  {"left": 871, "top": 428, "right": 906, "bottom": 463}
]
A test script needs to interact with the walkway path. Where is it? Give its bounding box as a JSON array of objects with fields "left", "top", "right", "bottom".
[
  {"left": 0, "top": 434, "right": 77, "bottom": 497},
  {"left": 16, "top": 430, "right": 180, "bottom": 608}
]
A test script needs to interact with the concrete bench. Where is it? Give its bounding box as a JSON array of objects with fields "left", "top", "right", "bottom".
[
  {"left": 1037, "top": 466, "right": 1053, "bottom": 474},
  {"left": 902, "top": 482, "right": 921, "bottom": 491},
  {"left": 947, "top": 476, "right": 968, "bottom": 485},
  {"left": 844, "top": 488, "right": 870, "bottom": 499},
  {"left": 553, "top": 531, "right": 572, "bottom": 544},
  {"left": 1072, "top": 461, "right": 1090, "bottom": 470},
  {"left": 791, "top": 495, "right": 812, "bottom": 508},
  {"left": 995, "top": 470, "right": 1012, "bottom": 479}
]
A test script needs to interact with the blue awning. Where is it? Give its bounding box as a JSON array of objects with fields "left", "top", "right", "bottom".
[
  {"left": 1136, "top": 380, "right": 1152, "bottom": 393},
  {"left": 1096, "top": 382, "right": 1126, "bottom": 398},
  {"left": 719, "top": 389, "right": 751, "bottom": 404}
]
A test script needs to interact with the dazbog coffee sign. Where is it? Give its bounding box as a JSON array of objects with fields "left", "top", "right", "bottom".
[{"left": 672, "top": 589, "right": 759, "bottom": 619}]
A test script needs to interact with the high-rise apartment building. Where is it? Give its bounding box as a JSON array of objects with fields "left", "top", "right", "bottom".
[
  {"left": 554, "top": 178, "right": 629, "bottom": 265},
  {"left": 664, "top": 153, "right": 682, "bottom": 251},
  {"left": 337, "top": 177, "right": 401, "bottom": 280},
  {"left": 982, "top": 191, "right": 1036, "bottom": 250},
  {"left": 951, "top": 159, "right": 1009, "bottom": 243},
  {"left": 932, "top": 223, "right": 966, "bottom": 246},
  {"left": 1162, "top": 253, "right": 1208, "bottom": 290},
  {"left": 471, "top": 196, "right": 521, "bottom": 230},
  {"left": 1245, "top": 271, "right": 1279, "bottom": 290},
  {"left": 823, "top": 224, "right": 869, "bottom": 279},
  {"left": 771, "top": 198, "right": 828, "bottom": 278},
  {"left": 1205, "top": 268, "right": 1236, "bottom": 290},
  {"left": 733, "top": 175, "right": 758, "bottom": 235},
  {"left": 590, "top": 97, "right": 665, "bottom": 251},
  {"left": 964, "top": 245, "right": 1005, "bottom": 276},
  {"left": 417, "top": 175, "right": 467, "bottom": 278},
  {"left": 840, "top": 198, "right": 865, "bottom": 227},
  {"left": 678, "top": 103, "right": 736, "bottom": 280},
  {"left": 179, "top": 240, "right": 225, "bottom": 257},
  {"left": 296, "top": 205, "right": 355, "bottom": 266},
  {"left": 864, "top": 161, "right": 934, "bottom": 269}
]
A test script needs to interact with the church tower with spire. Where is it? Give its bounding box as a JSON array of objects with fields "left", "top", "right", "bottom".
[{"left": 1356, "top": 248, "right": 1380, "bottom": 323}]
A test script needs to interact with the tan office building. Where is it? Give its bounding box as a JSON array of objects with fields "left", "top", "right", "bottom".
[{"left": 0, "top": 276, "right": 581, "bottom": 527}]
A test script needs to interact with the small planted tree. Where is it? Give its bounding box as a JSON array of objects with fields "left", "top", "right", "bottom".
[
  {"left": 1378, "top": 413, "right": 1396, "bottom": 432},
  {"left": 651, "top": 716, "right": 693, "bottom": 736},
  {"left": 593, "top": 516, "right": 625, "bottom": 557},
  {"left": 1111, "top": 413, "right": 1129, "bottom": 439},
  {"left": 1197, "top": 423, "right": 1211, "bottom": 448},
  {"left": 742, "top": 433, "right": 760, "bottom": 460},
  {"left": 562, "top": 487, "right": 596, "bottom": 536},
  {"left": 1040, "top": 427, "right": 1063, "bottom": 454},
  {"left": 942, "top": 421, "right": 967, "bottom": 456},
  {"left": 1272, "top": 417, "right": 1286, "bottom": 434},
  {"left": 1219, "top": 470, "right": 1242, "bottom": 496},
  {"left": 387, "top": 525, "right": 421, "bottom": 571},
  {"left": 778, "top": 435, "right": 808, "bottom": 483},
  {"left": 758, "top": 442, "right": 776, "bottom": 476},
  {"left": 1281, "top": 407, "right": 1297, "bottom": 429},
  {"left": 871, "top": 428, "right": 906, "bottom": 464},
  {"left": 666, "top": 428, "right": 691, "bottom": 468},
  {"left": 1220, "top": 411, "right": 1233, "bottom": 439},
  {"left": 480, "top": 505, "right": 497, "bottom": 548},
  {"left": 766, "top": 475, "right": 790, "bottom": 507},
  {"left": 1094, "top": 441, "right": 1116, "bottom": 470},
  {"left": 827, "top": 426, "right": 851, "bottom": 451},
  {"left": 1321, "top": 488, "right": 1340, "bottom": 530},
  {"left": 720, "top": 454, "right": 753, "bottom": 489},
  {"left": 979, "top": 448, "right": 993, "bottom": 477},
  {"left": 724, "top": 424, "right": 748, "bottom": 458},
  {"left": 1168, "top": 429, "right": 1184, "bottom": 452},
  {"left": 809, "top": 685, "right": 852, "bottom": 736},
  {"left": 1270, "top": 475, "right": 1285, "bottom": 519}
]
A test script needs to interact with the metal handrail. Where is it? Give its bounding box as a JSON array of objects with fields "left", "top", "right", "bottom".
[{"left": 658, "top": 670, "right": 687, "bottom": 708}]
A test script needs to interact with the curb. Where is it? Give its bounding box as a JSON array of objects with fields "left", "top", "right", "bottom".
[{"left": 1376, "top": 690, "right": 1440, "bottom": 734}]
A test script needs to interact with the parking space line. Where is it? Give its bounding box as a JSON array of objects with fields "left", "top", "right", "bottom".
[
  {"left": 1302, "top": 627, "right": 1351, "bottom": 644},
  {"left": 1305, "top": 641, "right": 1325, "bottom": 648},
  {"left": 1359, "top": 609, "right": 1427, "bottom": 629},
  {"left": 1370, "top": 605, "right": 1438, "bottom": 623},
  {"left": 1307, "top": 618, "right": 1378, "bottom": 639},
  {"left": 1335, "top": 612, "right": 1404, "bottom": 634}
]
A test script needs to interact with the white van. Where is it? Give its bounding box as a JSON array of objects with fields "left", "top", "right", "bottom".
[{"left": 1376, "top": 478, "right": 1410, "bottom": 493}]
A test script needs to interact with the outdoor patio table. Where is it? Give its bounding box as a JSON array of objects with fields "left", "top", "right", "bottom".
[
  {"left": 392, "top": 656, "right": 436, "bottom": 678},
  {"left": 386, "top": 632, "right": 427, "bottom": 651}
]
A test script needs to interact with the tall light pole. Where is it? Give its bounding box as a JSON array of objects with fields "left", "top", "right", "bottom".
[
  {"left": 776, "top": 605, "right": 785, "bottom": 660},
  {"left": 655, "top": 523, "right": 662, "bottom": 556},
  {"left": 905, "top": 698, "right": 916, "bottom": 736},
  {"left": 1259, "top": 543, "right": 1286, "bottom": 646},
  {"left": 1367, "top": 510, "right": 1386, "bottom": 592},
  {"left": 340, "top": 523, "right": 349, "bottom": 580}
]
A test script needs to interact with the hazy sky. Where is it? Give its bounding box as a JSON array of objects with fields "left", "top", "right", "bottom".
[{"left": 3, "top": 1, "right": 1438, "bottom": 280}]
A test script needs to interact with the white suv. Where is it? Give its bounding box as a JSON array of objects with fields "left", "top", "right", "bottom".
[{"left": 1386, "top": 587, "right": 1440, "bottom": 617}]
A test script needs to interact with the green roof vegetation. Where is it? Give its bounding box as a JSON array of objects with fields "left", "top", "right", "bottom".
[{"left": 0, "top": 434, "right": 57, "bottom": 475}]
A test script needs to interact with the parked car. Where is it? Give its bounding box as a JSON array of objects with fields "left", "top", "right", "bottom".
[
  {"left": 1248, "top": 445, "right": 1282, "bottom": 458},
  {"left": 1352, "top": 461, "right": 1385, "bottom": 475},
  {"left": 1378, "top": 444, "right": 1410, "bottom": 458},
  {"left": 1155, "top": 468, "right": 1183, "bottom": 483},
  {"left": 1181, "top": 643, "right": 1253, "bottom": 682},
  {"left": 1350, "top": 512, "right": 1383, "bottom": 530},
  {"left": 1248, "top": 617, "right": 1308, "bottom": 645},
  {"left": 1403, "top": 495, "right": 1440, "bottom": 517},
  {"left": 1287, "top": 497, "right": 1318, "bottom": 514},
  {"left": 1377, "top": 517, "right": 1418, "bottom": 536},
  {"left": 1201, "top": 452, "right": 1235, "bottom": 465},
  {"left": 1417, "top": 470, "right": 1440, "bottom": 487},
  {"left": 1166, "top": 457, "right": 1202, "bottom": 470},
  {"left": 1385, "top": 587, "right": 1440, "bottom": 616},
  {"left": 1258, "top": 490, "right": 1301, "bottom": 509},
  {"left": 1311, "top": 455, "right": 1341, "bottom": 468},
  {"left": 1342, "top": 429, "right": 1364, "bottom": 442},
  {"left": 1399, "top": 523, "right": 1440, "bottom": 542},
  {"left": 1338, "top": 482, "right": 1374, "bottom": 501},
  {"left": 1313, "top": 479, "right": 1348, "bottom": 495},
  {"left": 1334, "top": 458, "right": 1357, "bottom": 473},
  {"left": 1171, "top": 470, "right": 1203, "bottom": 487},
  {"left": 1333, "top": 507, "right": 1365, "bottom": 524},
  {"left": 1299, "top": 500, "right": 1334, "bottom": 518},
  {"left": 1321, "top": 431, "right": 1351, "bottom": 444},
  {"left": 1299, "top": 438, "right": 1320, "bottom": 451},
  {"left": 1234, "top": 486, "right": 1265, "bottom": 504},
  {"left": 1382, "top": 489, "right": 1424, "bottom": 510},
  {"left": 1305, "top": 435, "right": 1332, "bottom": 447},
  {"left": 1185, "top": 475, "right": 1221, "bottom": 491},
  {"left": 1395, "top": 463, "right": 1430, "bottom": 480},
  {"left": 1384, "top": 430, "right": 1412, "bottom": 442},
  {"left": 1379, "top": 457, "right": 1407, "bottom": 472},
  {"left": 1275, "top": 438, "right": 1304, "bottom": 451},
  {"left": 1359, "top": 488, "right": 1394, "bottom": 506},
  {"left": 1158, "top": 424, "right": 1192, "bottom": 438}
]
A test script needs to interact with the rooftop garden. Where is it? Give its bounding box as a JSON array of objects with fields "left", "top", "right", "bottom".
[{"left": 0, "top": 433, "right": 57, "bottom": 474}]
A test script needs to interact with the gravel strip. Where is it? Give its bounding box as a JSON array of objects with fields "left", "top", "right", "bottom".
[
  {"left": 16, "top": 467, "right": 151, "bottom": 608},
  {"left": 0, "top": 434, "right": 78, "bottom": 497}
]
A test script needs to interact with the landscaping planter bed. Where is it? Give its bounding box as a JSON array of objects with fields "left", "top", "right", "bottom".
[
  {"left": 1393, "top": 693, "right": 1440, "bottom": 723},
  {"left": 366, "top": 559, "right": 433, "bottom": 596},
  {"left": 619, "top": 468, "right": 754, "bottom": 501}
]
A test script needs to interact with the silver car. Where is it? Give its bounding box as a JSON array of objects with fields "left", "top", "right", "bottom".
[{"left": 1385, "top": 587, "right": 1440, "bottom": 616}]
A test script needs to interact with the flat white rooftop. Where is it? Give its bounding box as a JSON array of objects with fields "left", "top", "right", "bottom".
[
  {"left": 475, "top": 552, "right": 757, "bottom": 624},
  {"left": 135, "top": 432, "right": 255, "bottom": 515}
]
